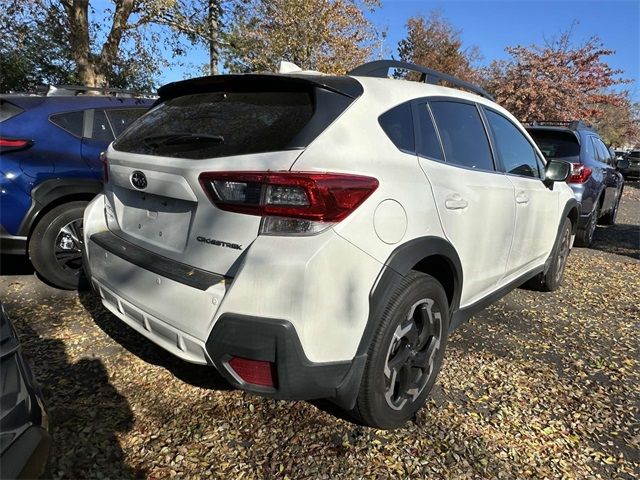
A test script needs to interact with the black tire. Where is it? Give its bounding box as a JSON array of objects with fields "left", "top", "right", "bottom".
[
  {"left": 526, "top": 217, "right": 572, "bottom": 292},
  {"left": 599, "top": 187, "right": 623, "bottom": 225},
  {"left": 29, "top": 201, "right": 87, "bottom": 290},
  {"left": 351, "top": 271, "right": 449, "bottom": 429},
  {"left": 574, "top": 201, "right": 600, "bottom": 247}
]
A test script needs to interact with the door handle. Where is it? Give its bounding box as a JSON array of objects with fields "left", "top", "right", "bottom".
[
  {"left": 445, "top": 194, "right": 468, "bottom": 210},
  {"left": 516, "top": 192, "right": 529, "bottom": 204}
]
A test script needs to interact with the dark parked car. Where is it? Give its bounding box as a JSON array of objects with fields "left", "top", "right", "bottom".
[
  {"left": 0, "top": 303, "right": 50, "bottom": 479},
  {"left": 0, "top": 86, "right": 153, "bottom": 289},
  {"left": 526, "top": 121, "right": 628, "bottom": 247},
  {"left": 621, "top": 150, "right": 640, "bottom": 178}
]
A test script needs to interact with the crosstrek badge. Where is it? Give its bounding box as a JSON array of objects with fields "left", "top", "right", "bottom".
[{"left": 196, "top": 236, "right": 242, "bottom": 250}]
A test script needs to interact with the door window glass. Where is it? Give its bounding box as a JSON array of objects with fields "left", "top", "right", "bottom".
[
  {"left": 91, "top": 109, "right": 115, "bottom": 142},
  {"left": 106, "top": 109, "right": 147, "bottom": 137},
  {"left": 429, "top": 101, "right": 494, "bottom": 170},
  {"left": 416, "top": 105, "right": 444, "bottom": 161},
  {"left": 485, "top": 109, "right": 541, "bottom": 178}
]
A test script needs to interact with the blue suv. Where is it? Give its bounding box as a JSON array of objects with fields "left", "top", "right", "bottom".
[
  {"left": 0, "top": 86, "right": 152, "bottom": 288},
  {"left": 526, "top": 121, "right": 628, "bottom": 247}
]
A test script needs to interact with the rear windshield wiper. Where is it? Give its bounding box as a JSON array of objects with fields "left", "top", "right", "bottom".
[{"left": 144, "top": 133, "right": 225, "bottom": 147}]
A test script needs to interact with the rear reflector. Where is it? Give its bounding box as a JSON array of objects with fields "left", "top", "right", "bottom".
[
  {"left": 568, "top": 163, "right": 592, "bottom": 183},
  {"left": 199, "top": 171, "right": 378, "bottom": 235},
  {"left": 0, "top": 137, "right": 32, "bottom": 152},
  {"left": 228, "top": 357, "right": 277, "bottom": 388}
]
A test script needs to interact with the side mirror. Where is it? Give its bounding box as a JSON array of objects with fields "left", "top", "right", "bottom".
[
  {"left": 543, "top": 159, "right": 572, "bottom": 189},
  {"left": 616, "top": 158, "right": 630, "bottom": 170}
]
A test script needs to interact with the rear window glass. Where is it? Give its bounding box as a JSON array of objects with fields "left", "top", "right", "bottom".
[
  {"left": 527, "top": 129, "right": 580, "bottom": 158},
  {"left": 50, "top": 111, "right": 84, "bottom": 137},
  {"left": 0, "top": 100, "right": 24, "bottom": 123},
  {"left": 106, "top": 108, "right": 147, "bottom": 137},
  {"left": 379, "top": 102, "right": 415, "bottom": 153},
  {"left": 629, "top": 151, "right": 640, "bottom": 159},
  {"left": 113, "top": 91, "right": 314, "bottom": 159}
]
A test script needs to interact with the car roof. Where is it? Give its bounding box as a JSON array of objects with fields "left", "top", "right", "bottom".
[{"left": 1, "top": 94, "right": 153, "bottom": 111}]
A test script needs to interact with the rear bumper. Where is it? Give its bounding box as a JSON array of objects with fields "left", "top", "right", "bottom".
[
  {"left": 0, "top": 225, "right": 27, "bottom": 255},
  {"left": 207, "top": 314, "right": 365, "bottom": 405}
]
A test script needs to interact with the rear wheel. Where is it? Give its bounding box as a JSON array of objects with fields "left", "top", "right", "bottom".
[
  {"left": 352, "top": 271, "right": 449, "bottom": 429},
  {"left": 29, "top": 201, "right": 87, "bottom": 290},
  {"left": 575, "top": 201, "right": 600, "bottom": 247}
]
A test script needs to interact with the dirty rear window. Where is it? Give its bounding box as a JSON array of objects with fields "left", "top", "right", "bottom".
[
  {"left": 527, "top": 129, "right": 580, "bottom": 158},
  {"left": 113, "top": 91, "right": 314, "bottom": 159}
]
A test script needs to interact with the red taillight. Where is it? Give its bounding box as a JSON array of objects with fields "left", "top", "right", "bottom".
[
  {"left": 568, "top": 163, "right": 592, "bottom": 183},
  {"left": 100, "top": 151, "right": 109, "bottom": 183},
  {"left": 0, "top": 137, "right": 32, "bottom": 152},
  {"left": 199, "top": 171, "right": 379, "bottom": 235},
  {"left": 228, "top": 357, "right": 277, "bottom": 388}
]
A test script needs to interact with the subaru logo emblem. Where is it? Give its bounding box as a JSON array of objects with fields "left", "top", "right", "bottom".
[{"left": 131, "top": 171, "right": 147, "bottom": 190}]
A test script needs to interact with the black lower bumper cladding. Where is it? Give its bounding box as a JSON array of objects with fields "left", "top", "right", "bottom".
[{"left": 206, "top": 314, "right": 367, "bottom": 408}]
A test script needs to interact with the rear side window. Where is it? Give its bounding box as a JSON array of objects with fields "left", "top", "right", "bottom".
[
  {"left": 429, "top": 101, "right": 494, "bottom": 171},
  {"left": 106, "top": 108, "right": 146, "bottom": 137},
  {"left": 113, "top": 91, "right": 314, "bottom": 159},
  {"left": 379, "top": 102, "right": 415, "bottom": 153},
  {"left": 0, "top": 99, "right": 24, "bottom": 123},
  {"left": 50, "top": 111, "right": 84, "bottom": 137},
  {"left": 416, "top": 105, "right": 444, "bottom": 161},
  {"left": 485, "top": 109, "right": 541, "bottom": 178},
  {"left": 527, "top": 129, "right": 580, "bottom": 158}
]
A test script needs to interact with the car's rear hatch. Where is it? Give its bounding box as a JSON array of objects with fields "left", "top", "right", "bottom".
[{"left": 103, "top": 73, "right": 362, "bottom": 277}]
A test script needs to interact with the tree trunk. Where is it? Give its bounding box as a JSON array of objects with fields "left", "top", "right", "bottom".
[{"left": 62, "top": 0, "right": 97, "bottom": 86}]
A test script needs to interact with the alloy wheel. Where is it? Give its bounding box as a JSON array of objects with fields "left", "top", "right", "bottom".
[
  {"left": 384, "top": 298, "right": 443, "bottom": 411},
  {"left": 54, "top": 219, "right": 84, "bottom": 276},
  {"left": 554, "top": 225, "right": 571, "bottom": 283}
]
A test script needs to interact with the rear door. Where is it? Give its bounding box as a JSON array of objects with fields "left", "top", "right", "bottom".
[
  {"left": 483, "top": 108, "right": 558, "bottom": 275},
  {"left": 591, "top": 137, "right": 618, "bottom": 211},
  {"left": 416, "top": 100, "right": 515, "bottom": 307},
  {"left": 104, "top": 76, "right": 358, "bottom": 276}
]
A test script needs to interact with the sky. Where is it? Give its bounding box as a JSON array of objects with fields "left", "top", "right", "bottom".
[{"left": 153, "top": 0, "right": 640, "bottom": 100}]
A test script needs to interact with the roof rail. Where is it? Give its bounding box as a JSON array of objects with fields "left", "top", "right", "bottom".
[
  {"left": 46, "top": 85, "right": 156, "bottom": 97},
  {"left": 348, "top": 60, "right": 494, "bottom": 101},
  {"left": 525, "top": 120, "right": 593, "bottom": 130}
]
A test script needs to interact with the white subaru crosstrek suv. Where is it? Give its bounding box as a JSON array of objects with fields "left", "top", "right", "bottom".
[{"left": 83, "top": 60, "right": 578, "bottom": 429}]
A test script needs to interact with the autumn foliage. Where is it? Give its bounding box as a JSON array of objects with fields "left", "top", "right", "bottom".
[
  {"left": 485, "top": 32, "right": 631, "bottom": 123},
  {"left": 397, "top": 12, "right": 482, "bottom": 84}
]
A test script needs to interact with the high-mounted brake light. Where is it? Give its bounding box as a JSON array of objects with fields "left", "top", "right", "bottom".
[
  {"left": 0, "top": 137, "right": 32, "bottom": 152},
  {"left": 199, "top": 172, "right": 379, "bottom": 235},
  {"left": 568, "top": 163, "right": 592, "bottom": 184}
]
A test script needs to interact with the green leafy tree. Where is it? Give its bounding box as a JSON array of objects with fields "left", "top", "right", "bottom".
[{"left": 224, "top": 0, "right": 381, "bottom": 74}]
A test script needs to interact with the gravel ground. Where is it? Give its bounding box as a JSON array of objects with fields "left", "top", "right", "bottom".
[{"left": 1, "top": 182, "right": 638, "bottom": 479}]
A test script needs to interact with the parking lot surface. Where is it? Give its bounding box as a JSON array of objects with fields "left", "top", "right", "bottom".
[{"left": 1, "top": 182, "right": 638, "bottom": 479}]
